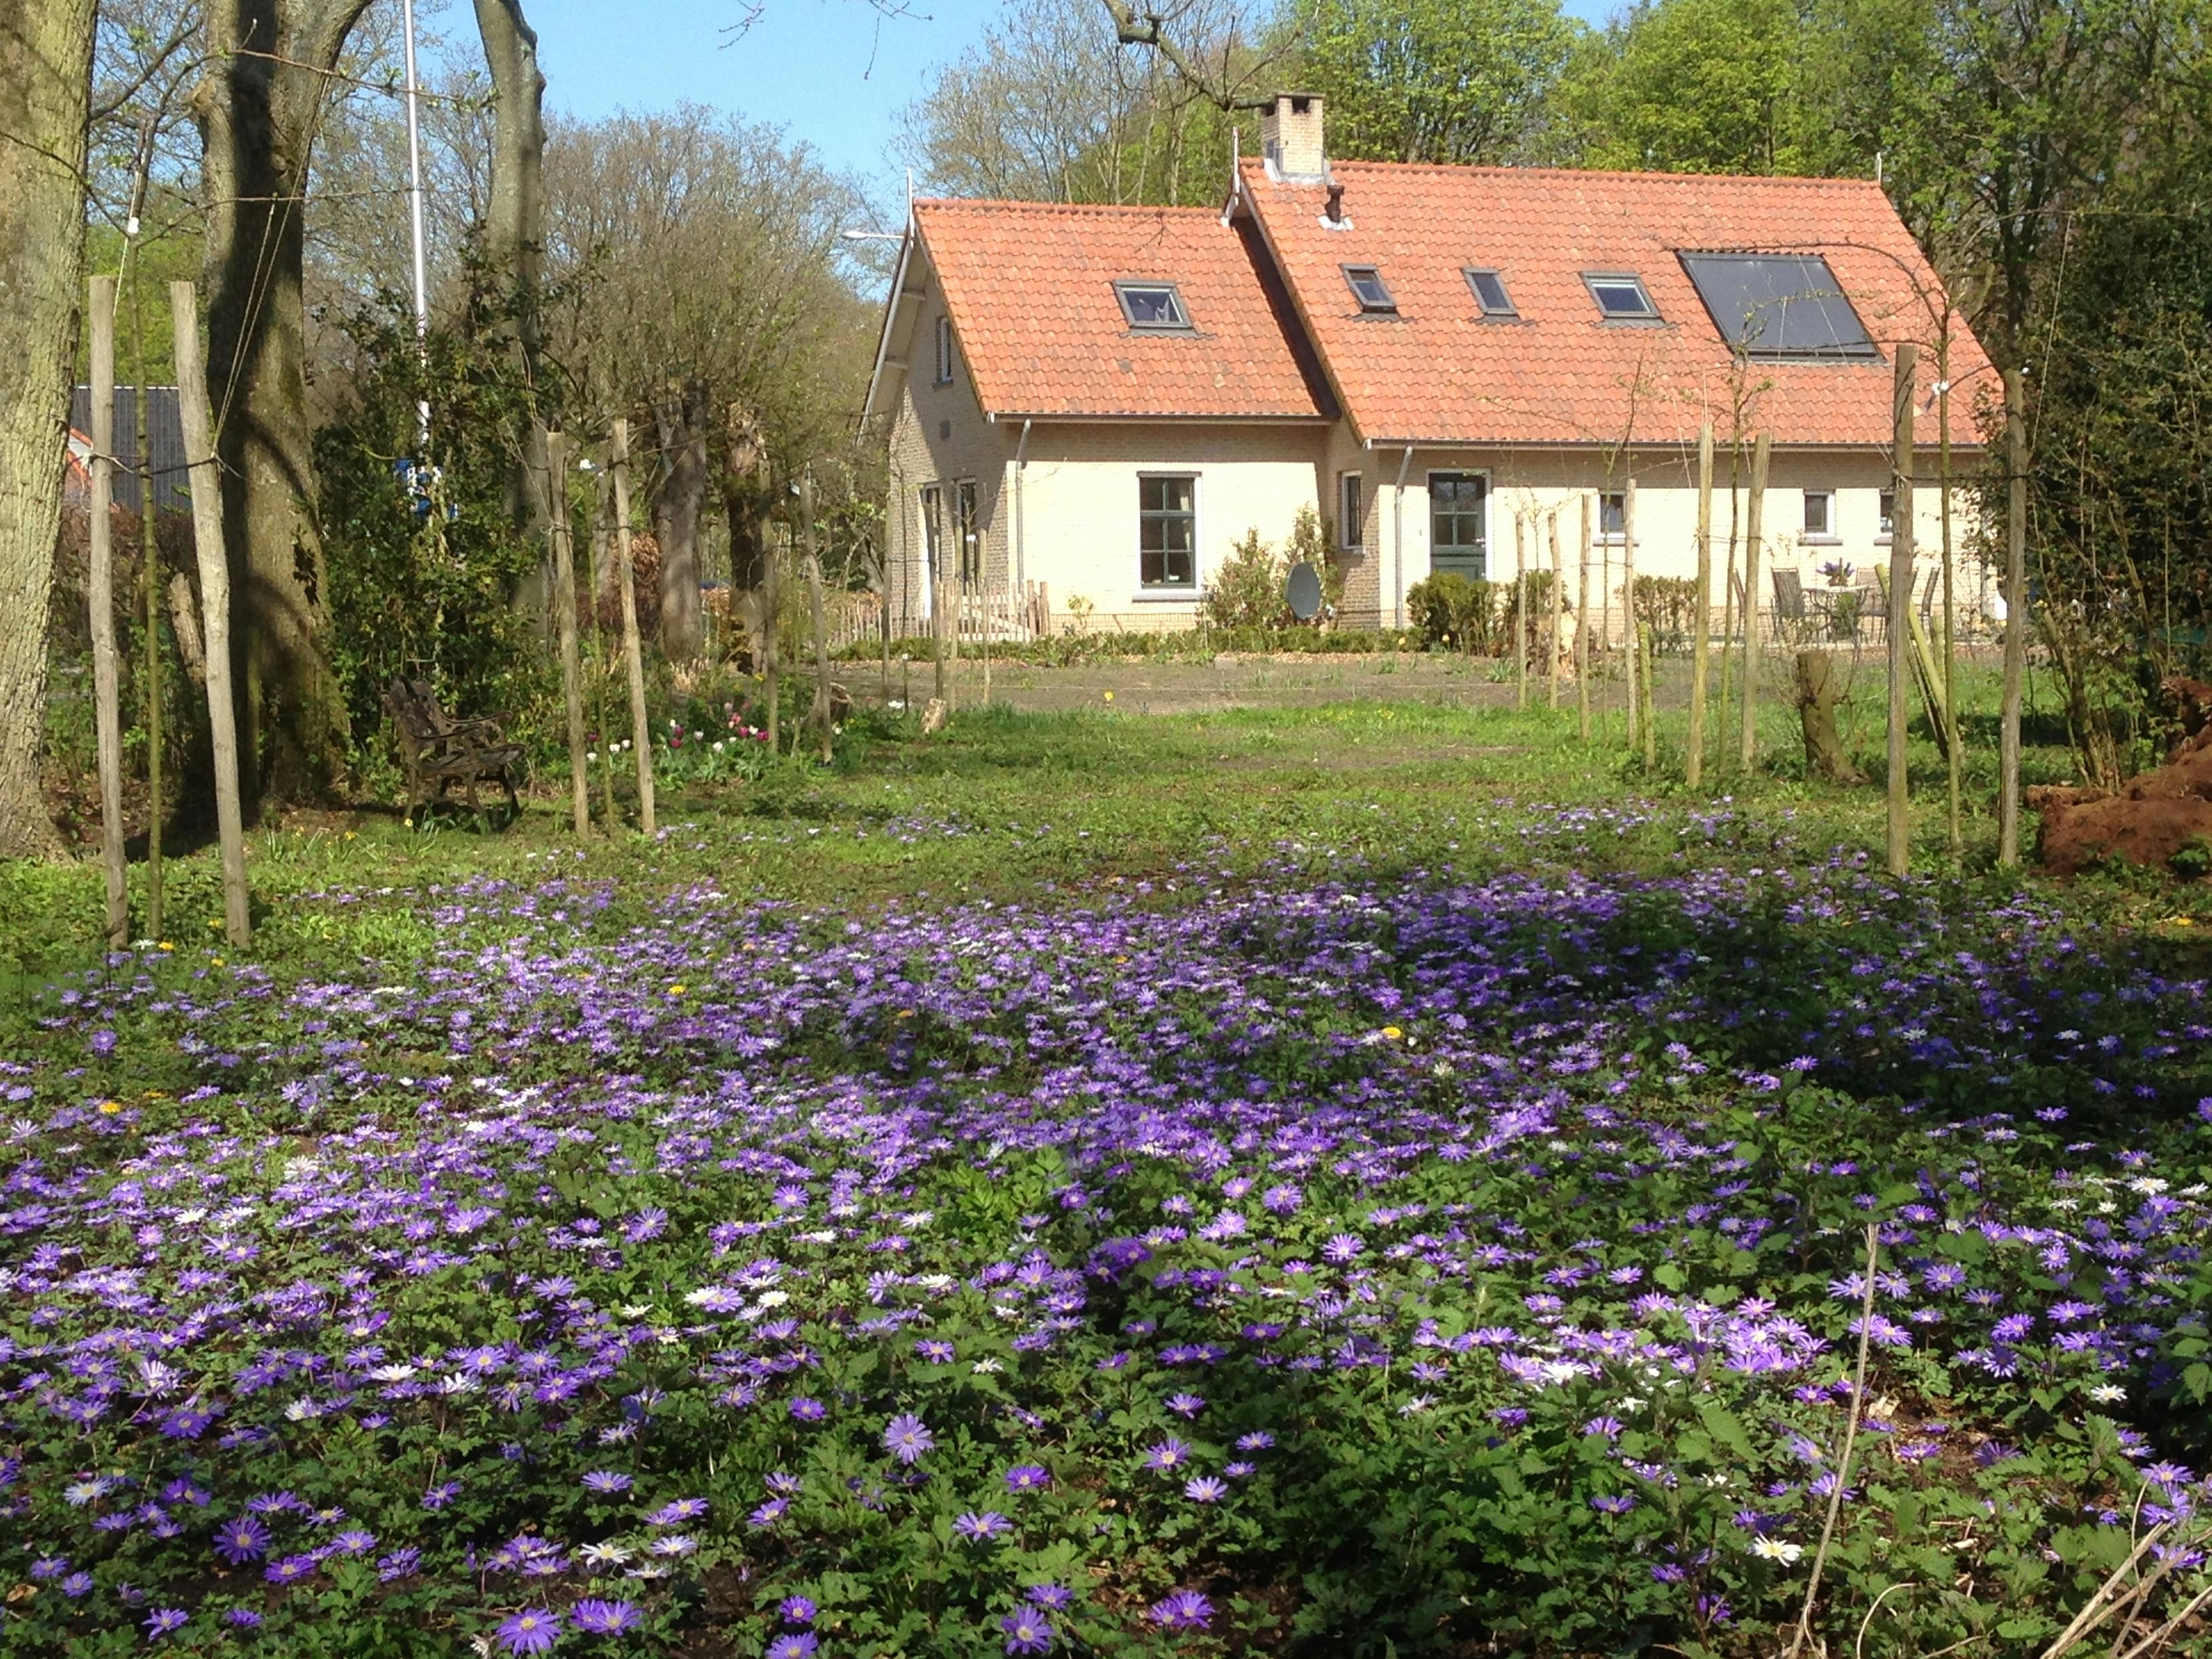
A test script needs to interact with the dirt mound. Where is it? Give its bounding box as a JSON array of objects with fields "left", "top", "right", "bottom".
[{"left": 2034, "top": 710, "right": 2212, "bottom": 875}]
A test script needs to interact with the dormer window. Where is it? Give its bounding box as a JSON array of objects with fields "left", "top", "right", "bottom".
[
  {"left": 1464, "top": 268, "right": 1515, "bottom": 317},
  {"left": 1115, "top": 281, "right": 1192, "bottom": 332},
  {"left": 1343, "top": 264, "right": 1396, "bottom": 313},
  {"left": 1584, "top": 273, "right": 1659, "bottom": 320}
]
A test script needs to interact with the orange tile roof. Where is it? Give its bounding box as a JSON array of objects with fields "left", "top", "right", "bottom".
[
  {"left": 914, "top": 199, "right": 1332, "bottom": 421},
  {"left": 1237, "top": 159, "right": 1993, "bottom": 449}
]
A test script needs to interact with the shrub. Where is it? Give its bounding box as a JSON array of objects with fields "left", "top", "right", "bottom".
[
  {"left": 1205, "top": 529, "right": 1288, "bottom": 631},
  {"left": 1407, "top": 572, "right": 1509, "bottom": 653}
]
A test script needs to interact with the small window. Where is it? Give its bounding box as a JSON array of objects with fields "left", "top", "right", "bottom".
[
  {"left": 956, "top": 479, "right": 981, "bottom": 585},
  {"left": 1803, "top": 490, "right": 1835, "bottom": 539},
  {"left": 1464, "top": 268, "right": 1515, "bottom": 316},
  {"left": 1877, "top": 489, "right": 1896, "bottom": 539},
  {"left": 1584, "top": 273, "right": 1658, "bottom": 320},
  {"left": 1429, "top": 472, "right": 1488, "bottom": 578},
  {"left": 934, "top": 316, "right": 954, "bottom": 384},
  {"left": 919, "top": 483, "right": 945, "bottom": 581},
  {"left": 1598, "top": 491, "right": 1626, "bottom": 542},
  {"left": 1343, "top": 265, "right": 1396, "bottom": 313},
  {"left": 1139, "top": 474, "right": 1197, "bottom": 590},
  {"left": 1115, "top": 282, "right": 1191, "bottom": 331},
  {"left": 1339, "top": 473, "right": 1364, "bottom": 551}
]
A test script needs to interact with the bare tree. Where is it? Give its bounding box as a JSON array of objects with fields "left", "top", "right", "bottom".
[
  {"left": 0, "top": 0, "right": 100, "bottom": 857},
  {"left": 472, "top": 0, "right": 547, "bottom": 538}
]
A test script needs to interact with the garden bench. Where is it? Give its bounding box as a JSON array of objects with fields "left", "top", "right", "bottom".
[{"left": 383, "top": 676, "right": 524, "bottom": 823}]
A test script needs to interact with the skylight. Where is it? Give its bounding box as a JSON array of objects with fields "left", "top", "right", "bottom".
[
  {"left": 1115, "top": 282, "right": 1191, "bottom": 331},
  {"left": 1464, "top": 268, "right": 1515, "bottom": 317},
  {"left": 1584, "top": 273, "right": 1658, "bottom": 320},
  {"left": 1343, "top": 265, "right": 1397, "bottom": 313},
  {"left": 1678, "top": 253, "right": 1877, "bottom": 357}
]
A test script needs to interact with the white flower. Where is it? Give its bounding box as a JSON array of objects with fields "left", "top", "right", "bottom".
[
  {"left": 2128, "top": 1176, "right": 2169, "bottom": 1195},
  {"left": 435, "top": 1372, "right": 481, "bottom": 1396},
  {"left": 1752, "top": 1537, "right": 1805, "bottom": 1564},
  {"left": 369, "top": 1364, "right": 418, "bottom": 1383},
  {"left": 972, "top": 1357, "right": 1005, "bottom": 1374},
  {"left": 2087, "top": 1382, "right": 2127, "bottom": 1404},
  {"left": 579, "top": 1542, "right": 634, "bottom": 1568},
  {"left": 1399, "top": 1394, "right": 1438, "bottom": 1415},
  {"left": 756, "top": 1290, "right": 790, "bottom": 1308}
]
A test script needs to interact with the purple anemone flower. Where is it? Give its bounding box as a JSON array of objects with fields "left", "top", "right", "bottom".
[
  {"left": 1000, "top": 1607, "right": 1055, "bottom": 1654},
  {"left": 882, "top": 1413, "right": 935, "bottom": 1464},
  {"left": 494, "top": 1608, "right": 562, "bottom": 1655},
  {"left": 954, "top": 1510, "right": 1012, "bottom": 1541},
  {"left": 1004, "top": 1465, "right": 1051, "bottom": 1493},
  {"left": 1149, "top": 1589, "right": 1214, "bottom": 1630},
  {"left": 571, "top": 1599, "right": 642, "bottom": 1635},
  {"left": 213, "top": 1515, "right": 270, "bottom": 1564}
]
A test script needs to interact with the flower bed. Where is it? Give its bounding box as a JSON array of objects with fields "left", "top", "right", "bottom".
[{"left": 3, "top": 826, "right": 2210, "bottom": 1655}]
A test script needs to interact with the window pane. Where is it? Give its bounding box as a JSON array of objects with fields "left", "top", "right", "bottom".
[
  {"left": 1140, "top": 476, "right": 1196, "bottom": 587},
  {"left": 1467, "top": 269, "right": 1513, "bottom": 313},
  {"left": 1592, "top": 280, "right": 1652, "bottom": 317},
  {"left": 1600, "top": 492, "right": 1625, "bottom": 536},
  {"left": 1340, "top": 476, "right": 1362, "bottom": 546},
  {"left": 1679, "top": 252, "right": 1875, "bottom": 356},
  {"left": 1878, "top": 491, "right": 1896, "bottom": 535},
  {"left": 1345, "top": 267, "right": 1395, "bottom": 311},
  {"left": 1804, "top": 492, "right": 1831, "bottom": 536},
  {"left": 1121, "top": 285, "right": 1186, "bottom": 327}
]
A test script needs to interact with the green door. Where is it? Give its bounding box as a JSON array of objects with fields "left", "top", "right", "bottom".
[{"left": 1429, "top": 472, "right": 1488, "bottom": 580}]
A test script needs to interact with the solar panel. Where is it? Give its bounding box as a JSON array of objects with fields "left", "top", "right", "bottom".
[{"left": 1679, "top": 253, "right": 1877, "bottom": 357}]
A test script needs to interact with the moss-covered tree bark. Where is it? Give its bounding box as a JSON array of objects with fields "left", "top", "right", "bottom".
[{"left": 0, "top": 0, "right": 98, "bottom": 858}]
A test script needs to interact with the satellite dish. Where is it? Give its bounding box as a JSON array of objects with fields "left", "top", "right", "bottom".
[{"left": 1286, "top": 560, "right": 1323, "bottom": 621}]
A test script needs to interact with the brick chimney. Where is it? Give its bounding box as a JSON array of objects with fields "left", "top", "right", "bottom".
[{"left": 1261, "top": 92, "right": 1326, "bottom": 182}]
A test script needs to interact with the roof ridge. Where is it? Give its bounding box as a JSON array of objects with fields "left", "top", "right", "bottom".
[
  {"left": 915, "top": 197, "right": 1223, "bottom": 218},
  {"left": 1238, "top": 157, "right": 1883, "bottom": 190}
]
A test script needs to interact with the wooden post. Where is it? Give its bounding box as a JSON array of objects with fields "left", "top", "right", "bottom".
[
  {"left": 1938, "top": 352, "right": 1961, "bottom": 854},
  {"left": 1639, "top": 620, "right": 1657, "bottom": 768},
  {"left": 801, "top": 470, "right": 833, "bottom": 763},
  {"left": 932, "top": 546, "right": 949, "bottom": 714},
  {"left": 87, "top": 278, "right": 127, "bottom": 947},
  {"left": 1739, "top": 431, "right": 1770, "bottom": 772},
  {"left": 585, "top": 480, "right": 617, "bottom": 830},
  {"left": 1514, "top": 511, "right": 1528, "bottom": 710},
  {"left": 1687, "top": 418, "right": 1715, "bottom": 787},
  {"left": 1547, "top": 510, "right": 1563, "bottom": 710},
  {"left": 545, "top": 430, "right": 590, "bottom": 834},
  {"left": 760, "top": 509, "right": 781, "bottom": 753},
  {"left": 132, "top": 281, "right": 163, "bottom": 939},
  {"left": 1999, "top": 367, "right": 2027, "bottom": 867},
  {"left": 1887, "top": 344, "right": 1919, "bottom": 877},
  {"left": 1576, "top": 492, "right": 1592, "bottom": 741},
  {"left": 169, "top": 282, "right": 249, "bottom": 949},
  {"left": 1622, "top": 476, "right": 1639, "bottom": 750},
  {"left": 609, "top": 418, "right": 656, "bottom": 835}
]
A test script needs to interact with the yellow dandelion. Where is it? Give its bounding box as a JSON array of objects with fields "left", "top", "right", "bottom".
[
  {"left": 1103, "top": 690, "right": 1115, "bottom": 703},
  {"left": 667, "top": 984, "right": 687, "bottom": 997},
  {"left": 1382, "top": 1025, "right": 1404, "bottom": 1040},
  {"left": 98, "top": 1101, "right": 123, "bottom": 1115}
]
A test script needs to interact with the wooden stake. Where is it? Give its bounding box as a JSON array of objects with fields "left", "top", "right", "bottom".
[
  {"left": 1739, "top": 431, "right": 1770, "bottom": 772},
  {"left": 1547, "top": 510, "right": 1563, "bottom": 710},
  {"left": 1999, "top": 367, "right": 2028, "bottom": 867},
  {"left": 801, "top": 471, "right": 833, "bottom": 763},
  {"left": 87, "top": 278, "right": 127, "bottom": 947},
  {"left": 1938, "top": 354, "right": 1961, "bottom": 854},
  {"left": 545, "top": 430, "right": 589, "bottom": 834},
  {"left": 1887, "top": 344, "right": 1919, "bottom": 877},
  {"left": 1639, "top": 620, "right": 1657, "bottom": 768},
  {"left": 584, "top": 481, "right": 617, "bottom": 830},
  {"left": 169, "top": 282, "right": 249, "bottom": 948},
  {"left": 1622, "top": 476, "right": 1639, "bottom": 750},
  {"left": 1514, "top": 511, "right": 1528, "bottom": 710},
  {"left": 1576, "top": 492, "right": 1592, "bottom": 742},
  {"left": 609, "top": 418, "right": 655, "bottom": 835},
  {"left": 761, "top": 509, "right": 781, "bottom": 752},
  {"left": 132, "top": 281, "right": 163, "bottom": 940},
  {"left": 1687, "top": 418, "right": 1715, "bottom": 787}
]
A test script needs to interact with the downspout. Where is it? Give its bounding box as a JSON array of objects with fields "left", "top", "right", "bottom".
[
  {"left": 1014, "top": 418, "right": 1032, "bottom": 594},
  {"left": 1392, "top": 445, "right": 1414, "bottom": 630}
]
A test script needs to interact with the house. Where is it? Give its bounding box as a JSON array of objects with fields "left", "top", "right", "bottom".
[{"left": 860, "top": 93, "right": 1994, "bottom": 636}]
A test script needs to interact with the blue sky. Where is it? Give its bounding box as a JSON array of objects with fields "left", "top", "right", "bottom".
[{"left": 510, "top": 0, "right": 1617, "bottom": 213}]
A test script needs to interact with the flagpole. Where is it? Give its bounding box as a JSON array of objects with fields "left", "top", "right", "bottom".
[{"left": 401, "top": 0, "right": 431, "bottom": 444}]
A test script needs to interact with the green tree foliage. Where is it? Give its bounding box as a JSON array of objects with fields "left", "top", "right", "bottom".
[
  {"left": 1555, "top": 0, "right": 1855, "bottom": 175},
  {"left": 1292, "top": 0, "right": 1580, "bottom": 163}
]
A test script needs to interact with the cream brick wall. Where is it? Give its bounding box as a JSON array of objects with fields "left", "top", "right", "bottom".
[
  {"left": 1010, "top": 424, "right": 1331, "bottom": 633},
  {"left": 883, "top": 264, "right": 1011, "bottom": 634}
]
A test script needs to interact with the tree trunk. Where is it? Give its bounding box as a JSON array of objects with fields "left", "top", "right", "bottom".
[
  {"left": 472, "top": 0, "right": 550, "bottom": 612},
  {"left": 724, "top": 402, "right": 767, "bottom": 594},
  {"left": 195, "top": 0, "right": 370, "bottom": 808},
  {"left": 653, "top": 379, "right": 708, "bottom": 661},
  {"left": 1795, "top": 651, "right": 1866, "bottom": 785},
  {"left": 0, "top": 0, "right": 98, "bottom": 859}
]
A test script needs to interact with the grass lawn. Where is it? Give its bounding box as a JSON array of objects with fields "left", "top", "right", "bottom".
[{"left": 3, "top": 679, "right": 2210, "bottom": 1658}]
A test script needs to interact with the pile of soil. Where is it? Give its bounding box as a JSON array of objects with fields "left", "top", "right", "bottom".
[{"left": 2033, "top": 678, "right": 2212, "bottom": 874}]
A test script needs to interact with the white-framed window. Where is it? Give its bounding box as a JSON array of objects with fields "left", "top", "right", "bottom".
[
  {"left": 919, "top": 483, "right": 945, "bottom": 583},
  {"left": 933, "top": 316, "right": 954, "bottom": 385},
  {"left": 1597, "top": 490, "right": 1626, "bottom": 544},
  {"left": 1583, "top": 272, "right": 1659, "bottom": 321},
  {"left": 1877, "top": 489, "right": 1897, "bottom": 541},
  {"left": 955, "top": 479, "right": 980, "bottom": 585},
  {"left": 1338, "top": 472, "right": 1364, "bottom": 552},
  {"left": 1427, "top": 470, "right": 1489, "bottom": 579},
  {"left": 1803, "top": 489, "right": 1837, "bottom": 540},
  {"left": 1138, "top": 474, "right": 1197, "bottom": 590}
]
